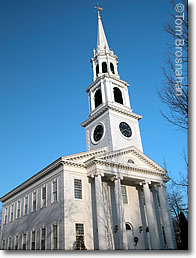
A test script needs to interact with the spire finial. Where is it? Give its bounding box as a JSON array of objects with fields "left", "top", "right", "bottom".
[{"left": 94, "top": 2, "right": 103, "bottom": 16}]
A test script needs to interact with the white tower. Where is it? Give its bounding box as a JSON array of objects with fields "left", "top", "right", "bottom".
[{"left": 81, "top": 10, "right": 143, "bottom": 153}]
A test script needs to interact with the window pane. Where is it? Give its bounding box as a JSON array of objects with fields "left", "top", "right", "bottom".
[
  {"left": 75, "top": 224, "right": 85, "bottom": 250},
  {"left": 42, "top": 187, "right": 46, "bottom": 199},
  {"left": 53, "top": 181, "right": 57, "bottom": 202},
  {"left": 53, "top": 225, "right": 58, "bottom": 250},
  {"left": 53, "top": 181, "right": 57, "bottom": 192},
  {"left": 74, "top": 179, "right": 82, "bottom": 199},
  {"left": 121, "top": 186, "right": 128, "bottom": 204},
  {"left": 41, "top": 228, "right": 46, "bottom": 250},
  {"left": 31, "top": 231, "right": 35, "bottom": 250}
]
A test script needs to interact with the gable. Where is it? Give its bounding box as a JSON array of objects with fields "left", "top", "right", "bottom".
[{"left": 96, "top": 146, "right": 166, "bottom": 174}]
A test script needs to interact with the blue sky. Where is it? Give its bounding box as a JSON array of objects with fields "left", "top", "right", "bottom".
[{"left": 0, "top": 0, "right": 187, "bottom": 202}]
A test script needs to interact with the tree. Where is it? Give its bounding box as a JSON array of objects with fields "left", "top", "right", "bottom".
[
  {"left": 158, "top": 0, "right": 188, "bottom": 130},
  {"left": 167, "top": 182, "right": 188, "bottom": 249}
]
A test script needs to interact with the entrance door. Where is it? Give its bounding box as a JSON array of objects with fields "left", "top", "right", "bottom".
[{"left": 126, "top": 223, "right": 134, "bottom": 250}]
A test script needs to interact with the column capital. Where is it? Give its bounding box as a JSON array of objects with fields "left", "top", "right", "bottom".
[
  {"left": 89, "top": 172, "right": 104, "bottom": 178},
  {"left": 110, "top": 175, "right": 123, "bottom": 181},
  {"left": 139, "top": 180, "right": 151, "bottom": 186}
]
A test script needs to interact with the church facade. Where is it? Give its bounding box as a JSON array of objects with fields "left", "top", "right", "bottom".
[{"left": 0, "top": 11, "right": 176, "bottom": 250}]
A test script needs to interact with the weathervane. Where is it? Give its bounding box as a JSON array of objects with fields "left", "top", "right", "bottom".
[{"left": 94, "top": 1, "right": 103, "bottom": 14}]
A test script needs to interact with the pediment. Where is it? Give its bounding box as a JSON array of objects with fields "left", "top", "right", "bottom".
[
  {"left": 93, "top": 146, "right": 166, "bottom": 174},
  {"left": 62, "top": 146, "right": 166, "bottom": 175}
]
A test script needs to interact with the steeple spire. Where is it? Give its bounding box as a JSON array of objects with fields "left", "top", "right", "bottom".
[{"left": 95, "top": 3, "right": 109, "bottom": 52}]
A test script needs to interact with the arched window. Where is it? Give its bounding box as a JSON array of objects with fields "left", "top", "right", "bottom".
[
  {"left": 96, "top": 64, "right": 99, "bottom": 77},
  {"left": 113, "top": 87, "right": 123, "bottom": 104},
  {"left": 125, "top": 223, "right": 133, "bottom": 231},
  {"left": 102, "top": 62, "right": 107, "bottom": 73},
  {"left": 94, "top": 89, "right": 102, "bottom": 108},
  {"left": 110, "top": 62, "right": 115, "bottom": 74}
]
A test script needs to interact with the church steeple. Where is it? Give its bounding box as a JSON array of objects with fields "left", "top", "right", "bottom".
[
  {"left": 81, "top": 6, "right": 143, "bottom": 153},
  {"left": 91, "top": 7, "right": 119, "bottom": 82},
  {"left": 97, "top": 11, "right": 109, "bottom": 52}
]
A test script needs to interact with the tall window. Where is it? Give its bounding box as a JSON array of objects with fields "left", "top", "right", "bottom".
[
  {"left": 53, "top": 180, "right": 57, "bottom": 202},
  {"left": 96, "top": 64, "right": 99, "bottom": 76},
  {"left": 102, "top": 62, "right": 107, "bottom": 73},
  {"left": 4, "top": 207, "right": 8, "bottom": 224},
  {"left": 8, "top": 237, "right": 12, "bottom": 250},
  {"left": 74, "top": 179, "right": 82, "bottom": 199},
  {"left": 32, "top": 192, "right": 37, "bottom": 212},
  {"left": 2, "top": 239, "right": 6, "bottom": 250},
  {"left": 41, "top": 227, "right": 46, "bottom": 250},
  {"left": 31, "top": 231, "right": 36, "bottom": 250},
  {"left": 17, "top": 200, "right": 21, "bottom": 218},
  {"left": 121, "top": 186, "right": 128, "bottom": 204},
  {"left": 110, "top": 62, "right": 115, "bottom": 74},
  {"left": 42, "top": 186, "right": 46, "bottom": 208},
  {"left": 75, "top": 224, "right": 86, "bottom": 250},
  {"left": 94, "top": 88, "right": 102, "bottom": 108},
  {"left": 10, "top": 204, "right": 14, "bottom": 222},
  {"left": 15, "top": 235, "right": 19, "bottom": 250},
  {"left": 52, "top": 224, "right": 58, "bottom": 250},
  {"left": 113, "top": 87, "right": 123, "bottom": 104},
  {"left": 24, "top": 196, "right": 28, "bottom": 215},
  {"left": 23, "top": 233, "right": 27, "bottom": 250}
]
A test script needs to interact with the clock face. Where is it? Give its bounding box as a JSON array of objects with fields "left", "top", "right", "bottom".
[
  {"left": 93, "top": 124, "right": 104, "bottom": 142},
  {"left": 119, "top": 122, "right": 132, "bottom": 138}
]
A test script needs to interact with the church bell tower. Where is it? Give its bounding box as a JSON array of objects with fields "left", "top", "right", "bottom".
[{"left": 81, "top": 8, "right": 143, "bottom": 153}]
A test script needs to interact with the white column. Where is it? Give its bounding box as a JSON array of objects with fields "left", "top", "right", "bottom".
[
  {"left": 157, "top": 184, "right": 176, "bottom": 249},
  {"left": 90, "top": 89, "right": 95, "bottom": 111},
  {"left": 142, "top": 181, "right": 159, "bottom": 249},
  {"left": 94, "top": 174, "right": 108, "bottom": 250},
  {"left": 113, "top": 176, "right": 128, "bottom": 250},
  {"left": 92, "top": 60, "right": 96, "bottom": 81}
]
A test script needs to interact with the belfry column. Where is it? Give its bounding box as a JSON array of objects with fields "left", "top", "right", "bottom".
[
  {"left": 94, "top": 173, "right": 108, "bottom": 250},
  {"left": 142, "top": 181, "right": 159, "bottom": 249},
  {"left": 112, "top": 176, "right": 128, "bottom": 250},
  {"left": 157, "top": 183, "right": 176, "bottom": 249}
]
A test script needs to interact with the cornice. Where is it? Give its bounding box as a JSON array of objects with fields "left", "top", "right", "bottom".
[
  {"left": 81, "top": 103, "right": 142, "bottom": 127},
  {"left": 86, "top": 74, "right": 129, "bottom": 93},
  {"left": 85, "top": 158, "right": 165, "bottom": 177},
  {"left": 63, "top": 148, "right": 107, "bottom": 162},
  {"left": 0, "top": 158, "right": 64, "bottom": 203}
]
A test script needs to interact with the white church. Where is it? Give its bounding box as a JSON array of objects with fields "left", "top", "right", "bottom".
[{"left": 0, "top": 8, "right": 176, "bottom": 250}]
